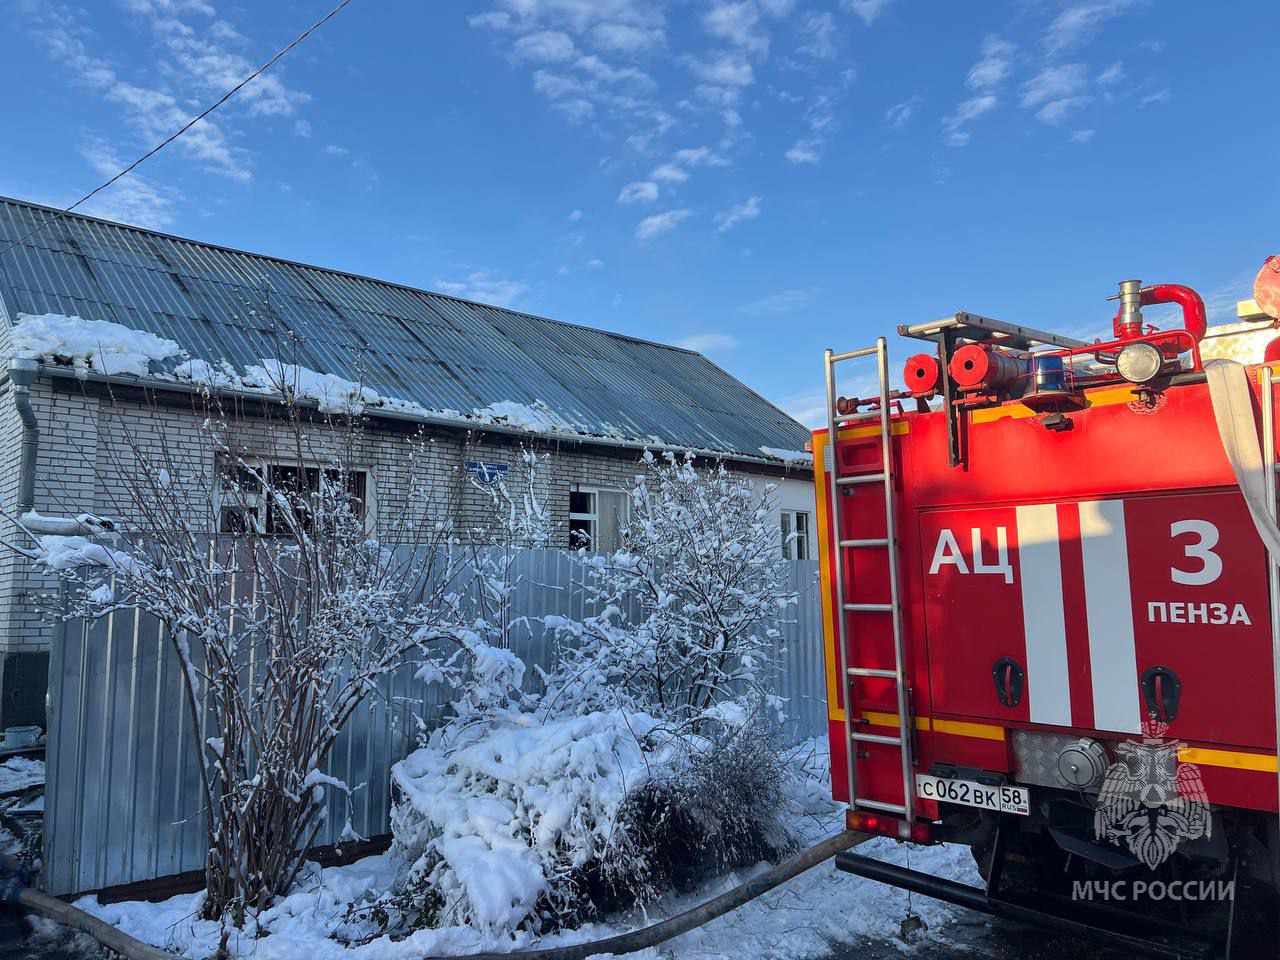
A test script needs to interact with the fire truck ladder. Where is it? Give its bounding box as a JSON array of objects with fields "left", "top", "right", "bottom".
[{"left": 824, "top": 337, "right": 915, "bottom": 823}]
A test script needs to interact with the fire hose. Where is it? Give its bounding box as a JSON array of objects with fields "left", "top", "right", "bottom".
[
  {"left": 0, "top": 852, "right": 173, "bottom": 960},
  {"left": 414, "top": 830, "right": 862, "bottom": 960},
  {"left": 0, "top": 832, "right": 862, "bottom": 960}
]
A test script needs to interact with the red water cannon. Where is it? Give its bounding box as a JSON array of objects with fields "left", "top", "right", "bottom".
[{"left": 1111, "top": 280, "right": 1207, "bottom": 346}]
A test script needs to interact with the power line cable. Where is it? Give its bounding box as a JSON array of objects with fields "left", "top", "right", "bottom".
[{"left": 0, "top": 0, "right": 354, "bottom": 258}]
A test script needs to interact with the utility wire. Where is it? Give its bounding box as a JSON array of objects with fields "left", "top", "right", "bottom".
[{"left": 0, "top": 0, "right": 354, "bottom": 259}]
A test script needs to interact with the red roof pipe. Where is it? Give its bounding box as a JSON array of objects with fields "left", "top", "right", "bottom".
[{"left": 1112, "top": 283, "right": 1207, "bottom": 342}]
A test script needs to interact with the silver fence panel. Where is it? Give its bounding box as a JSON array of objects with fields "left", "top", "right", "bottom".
[{"left": 43, "top": 553, "right": 824, "bottom": 896}]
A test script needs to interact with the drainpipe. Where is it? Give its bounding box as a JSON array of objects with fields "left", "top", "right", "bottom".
[{"left": 8, "top": 358, "right": 39, "bottom": 514}]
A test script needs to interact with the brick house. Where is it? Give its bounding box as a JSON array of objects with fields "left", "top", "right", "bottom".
[{"left": 0, "top": 196, "right": 815, "bottom": 728}]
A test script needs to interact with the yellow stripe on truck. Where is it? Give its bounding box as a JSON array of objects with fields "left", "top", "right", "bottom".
[
  {"left": 970, "top": 385, "right": 1137, "bottom": 425},
  {"left": 813, "top": 430, "right": 842, "bottom": 722},
  {"left": 1179, "top": 747, "right": 1279, "bottom": 773},
  {"left": 861, "top": 711, "right": 1006, "bottom": 743}
]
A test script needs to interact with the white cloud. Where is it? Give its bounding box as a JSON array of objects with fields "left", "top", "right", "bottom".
[
  {"left": 532, "top": 70, "right": 584, "bottom": 98},
  {"left": 21, "top": 1, "right": 315, "bottom": 184},
  {"left": 587, "top": 258, "right": 604, "bottom": 268},
  {"left": 1097, "top": 61, "right": 1126, "bottom": 86},
  {"left": 635, "top": 209, "right": 690, "bottom": 241},
  {"left": 779, "top": 389, "right": 828, "bottom": 428},
  {"left": 703, "top": 2, "right": 769, "bottom": 55},
  {"left": 324, "top": 144, "right": 350, "bottom": 156},
  {"left": 568, "top": 208, "right": 584, "bottom": 220},
  {"left": 944, "top": 130, "right": 971, "bottom": 147},
  {"left": 714, "top": 196, "right": 762, "bottom": 231},
  {"left": 885, "top": 95, "right": 921, "bottom": 129},
  {"left": 842, "top": 0, "right": 891, "bottom": 25},
  {"left": 293, "top": 118, "right": 311, "bottom": 137},
  {"left": 687, "top": 52, "right": 754, "bottom": 88},
  {"left": 651, "top": 163, "right": 689, "bottom": 183},
  {"left": 1139, "top": 88, "right": 1171, "bottom": 107},
  {"left": 797, "top": 11, "right": 839, "bottom": 59},
  {"left": 435, "top": 271, "right": 530, "bottom": 308},
  {"left": 1036, "top": 96, "right": 1092, "bottom": 124},
  {"left": 514, "top": 29, "right": 577, "bottom": 62},
  {"left": 589, "top": 22, "right": 664, "bottom": 52},
  {"left": 944, "top": 94, "right": 997, "bottom": 129},
  {"left": 1071, "top": 128, "right": 1096, "bottom": 142},
  {"left": 469, "top": 11, "right": 519, "bottom": 31},
  {"left": 758, "top": 0, "right": 796, "bottom": 14},
  {"left": 1044, "top": 0, "right": 1144, "bottom": 54},
  {"left": 554, "top": 98, "right": 595, "bottom": 122},
  {"left": 967, "top": 36, "right": 1016, "bottom": 90},
  {"left": 574, "top": 55, "right": 654, "bottom": 90},
  {"left": 739, "top": 288, "right": 814, "bottom": 315},
  {"left": 141, "top": 10, "right": 308, "bottom": 119},
  {"left": 1020, "top": 63, "right": 1089, "bottom": 107},
  {"left": 618, "top": 180, "right": 659, "bottom": 203},
  {"left": 785, "top": 138, "right": 822, "bottom": 164},
  {"left": 677, "top": 332, "right": 738, "bottom": 352},
  {"left": 76, "top": 142, "right": 177, "bottom": 229},
  {"left": 673, "top": 146, "right": 728, "bottom": 167}
]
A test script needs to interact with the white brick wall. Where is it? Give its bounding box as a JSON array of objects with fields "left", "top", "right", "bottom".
[{"left": 0, "top": 378, "right": 813, "bottom": 653}]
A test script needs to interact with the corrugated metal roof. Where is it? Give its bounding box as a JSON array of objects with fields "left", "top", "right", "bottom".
[{"left": 0, "top": 196, "right": 810, "bottom": 458}]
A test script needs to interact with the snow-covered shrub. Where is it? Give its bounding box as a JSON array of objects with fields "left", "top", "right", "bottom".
[
  {"left": 384, "top": 709, "right": 669, "bottom": 935},
  {"left": 374, "top": 452, "right": 804, "bottom": 938},
  {"left": 618, "top": 698, "right": 797, "bottom": 894},
  {"left": 541, "top": 450, "right": 798, "bottom": 730}
]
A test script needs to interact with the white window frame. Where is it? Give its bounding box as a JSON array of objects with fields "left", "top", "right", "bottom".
[
  {"left": 568, "top": 485, "right": 598, "bottom": 549},
  {"left": 569, "top": 484, "right": 630, "bottom": 552},
  {"left": 781, "top": 508, "right": 811, "bottom": 561},
  {"left": 216, "top": 458, "right": 376, "bottom": 535}
]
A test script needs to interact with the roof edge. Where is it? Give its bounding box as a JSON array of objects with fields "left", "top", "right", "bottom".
[{"left": 35, "top": 363, "right": 814, "bottom": 474}]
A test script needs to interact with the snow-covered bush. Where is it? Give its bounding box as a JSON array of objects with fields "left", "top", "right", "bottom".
[
  {"left": 376, "top": 451, "right": 803, "bottom": 938},
  {"left": 384, "top": 710, "right": 667, "bottom": 934},
  {"left": 543, "top": 450, "right": 798, "bottom": 730}
]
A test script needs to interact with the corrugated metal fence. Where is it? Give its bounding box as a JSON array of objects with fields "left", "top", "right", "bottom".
[{"left": 43, "top": 553, "right": 824, "bottom": 897}]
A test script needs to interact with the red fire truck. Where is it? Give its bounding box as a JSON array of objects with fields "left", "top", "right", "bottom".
[{"left": 817, "top": 263, "right": 1280, "bottom": 958}]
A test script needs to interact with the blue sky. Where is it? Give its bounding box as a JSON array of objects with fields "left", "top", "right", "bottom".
[{"left": 4, "top": 0, "right": 1277, "bottom": 426}]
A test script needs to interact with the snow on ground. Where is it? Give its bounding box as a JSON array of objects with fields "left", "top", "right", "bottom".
[
  {"left": 72, "top": 739, "right": 980, "bottom": 960},
  {"left": 12, "top": 313, "right": 183, "bottom": 378},
  {"left": 72, "top": 839, "right": 978, "bottom": 960},
  {"left": 0, "top": 756, "right": 44, "bottom": 795}
]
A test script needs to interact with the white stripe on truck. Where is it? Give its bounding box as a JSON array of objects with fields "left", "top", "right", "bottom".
[
  {"left": 1078, "top": 499, "right": 1141, "bottom": 735},
  {"left": 1015, "top": 503, "right": 1074, "bottom": 727}
]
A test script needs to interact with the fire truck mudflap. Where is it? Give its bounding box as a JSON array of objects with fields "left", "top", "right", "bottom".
[{"left": 817, "top": 273, "right": 1280, "bottom": 959}]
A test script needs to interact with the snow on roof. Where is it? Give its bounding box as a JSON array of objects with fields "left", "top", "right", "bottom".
[
  {"left": 758, "top": 446, "right": 814, "bottom": 465},
  {"left": 10, "top": 312, "right": 767, "bottom": 456},
  {"left": 12, "top": 313, "right": 182, "bottom": 379},
  {"left": 0, "top": 196, "right": 810, "bottom": 460}
]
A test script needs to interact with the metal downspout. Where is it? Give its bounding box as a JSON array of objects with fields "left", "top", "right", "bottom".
[{"left": 8, "top": 358, "right": 39, "bottom": 514}]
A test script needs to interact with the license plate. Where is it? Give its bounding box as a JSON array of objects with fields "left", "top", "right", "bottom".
[{"left": 916, "top": 774, "right": 1030, "bottom": 815}]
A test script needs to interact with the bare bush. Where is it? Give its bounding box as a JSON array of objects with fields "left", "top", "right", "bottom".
[{"left": 0, "top": 377, "right": 510, "bottom": 925}]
